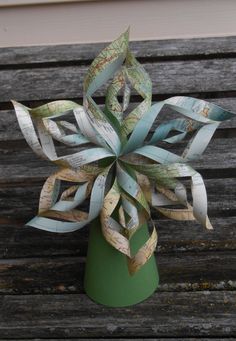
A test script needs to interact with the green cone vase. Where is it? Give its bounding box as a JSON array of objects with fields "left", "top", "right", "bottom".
[{"left": 84, "top": 219, "right": 159, "bottom": 307}]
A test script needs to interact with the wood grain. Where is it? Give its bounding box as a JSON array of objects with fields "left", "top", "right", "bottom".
[
  {"left": 0, "top": 137, "right": 235, "bottom": 186},
  {"left": 1, "top": 59, "right": 236, "bottom": 102},
  {"left": 1, "top": 178, "right": 236, "bottom": 221},
  {"left": 1, "top": 96, "right": 236, "bottom": 142},
  {"left": 0, "top": 215, "right": 235, "bottom": 258},
  {"left": 0, "top": 291, "right": 235, "bottom": 338},
  {"left": 0, "top": 251, "right": 235, "bottom": 294},
  {"left": 0, "top": 36, "right": 235, "bottom": 66},
  {"left": 3, "top": 339, "right": 235, "bottom": 341}
]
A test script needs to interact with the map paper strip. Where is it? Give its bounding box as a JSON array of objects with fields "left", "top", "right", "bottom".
[{"left": 12, "top": 29, "right": 235, "bottom": 274}]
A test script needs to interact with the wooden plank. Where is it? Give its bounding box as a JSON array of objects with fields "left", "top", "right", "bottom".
[
  {"left": 0, "top": 137, "right": 235, "bottom": 185},
  {"left": 0, "top": 216, "right": 236, "bottom": 258},
  {"left": 0, "top": 36, "right": 235, "bottom": 65},
  {"left": 1, "top": 178, "right": 236, "bottom": 221},
  {"left": 0, "top": 138, "right": 236, "bottom": 175},
  {"left": 1, "top": 178, "right": 236, "bottom": 227},
  {"left": 0, "top": 59, "right": 236, "bottom": 102},
  {"left": 1, "top": 96, "right": 236, "bottom": 142},
  {"left": 4, "top": 339, "right": 235, "bottom": 341},
  {"left": 0, "top": 251, "right": 235, "bottom": 294},
  {"left": 0, "top": 291, "right": 235, "bottom": 338},
  {"left": 3, "top": 339, "right": 235, "bottom": 341}
]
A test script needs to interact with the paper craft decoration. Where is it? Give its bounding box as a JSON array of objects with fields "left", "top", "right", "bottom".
[{"left": 12, "top": 29, "right": 235, "bottom": 307}]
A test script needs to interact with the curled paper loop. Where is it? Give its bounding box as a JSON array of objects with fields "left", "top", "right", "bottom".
[{"left": 13, "top": 30, "right": 235, "bottom": 274}]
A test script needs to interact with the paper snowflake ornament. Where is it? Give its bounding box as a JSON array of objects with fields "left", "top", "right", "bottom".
[{"left": 12, "top": 30, "right": 234, "bottom": 284}]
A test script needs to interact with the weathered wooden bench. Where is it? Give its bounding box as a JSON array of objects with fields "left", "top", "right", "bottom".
[{"left": 0, "top": 36, "right": 236, "bottom": 339}]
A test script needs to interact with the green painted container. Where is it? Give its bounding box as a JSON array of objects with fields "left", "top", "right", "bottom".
[{"left": 84, "top": 219, "right": 159, "bottom": 307}]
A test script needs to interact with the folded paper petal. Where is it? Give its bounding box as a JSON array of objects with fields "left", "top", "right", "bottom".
[{"left": 13, "top": 30, "right": 235, "bottom": 274}]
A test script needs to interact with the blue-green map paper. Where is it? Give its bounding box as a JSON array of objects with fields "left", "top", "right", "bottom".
[{"left": 12, "top": 29, "right": 235, "bottom": 274}]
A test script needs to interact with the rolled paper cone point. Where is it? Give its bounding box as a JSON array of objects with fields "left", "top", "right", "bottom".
[{"left": 84, "top": 219, "right": 159, "bottom": 307}]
